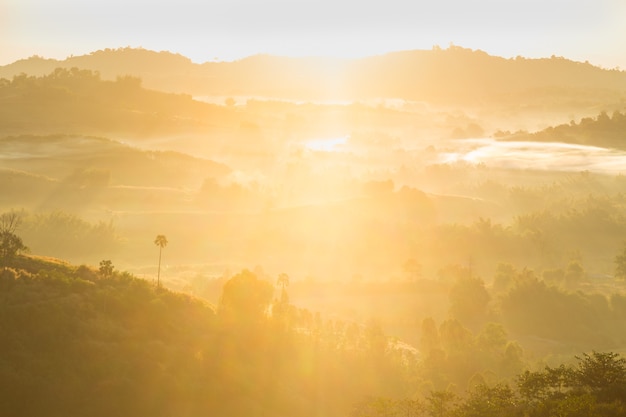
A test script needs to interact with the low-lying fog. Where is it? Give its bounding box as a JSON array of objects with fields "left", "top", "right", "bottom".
[
  {"left": 434, "top": 139, "right": 626, "bottom": 175},
  {"left": 5, "top": 131, "right": 626, "bottom": 288}
]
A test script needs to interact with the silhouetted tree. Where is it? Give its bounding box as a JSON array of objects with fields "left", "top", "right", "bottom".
[
  {"left": 426, "top": 390, "right": 457, "bottom": 417},
  {"left": 420, "top": 317, "right": 441, "bottom": 353},
  {"left": 614, "top": 243, "right": 626, "bottom": 280},
  {"left": 99, "top": 259, "right": 114, "bottom": 278},
  {"left": 219, "top": 269, "right": 274, "bottom": 327},
  {"left": 457, "top": 383, "right": 516, "bottom": 417},
  {"left": 448, "top": 275, "right": 490, "bottom": 328},
  {"left": 154, "top": 234, "right": 168, "bottom": 287},
  {"left": 0, "top": 210, "right": 22, "bottom": 234},
  {"left": 277, "top": 272, "right": 290, "bottom": 304},
  {"left": 0, "top": 211, "right": 28, "bottom": 266},
  {"left": 575, "top": 351, "right": 626, "bottom": 402}
]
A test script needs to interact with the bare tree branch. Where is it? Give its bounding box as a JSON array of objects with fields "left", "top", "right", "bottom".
[{"left": 0, "top": 210, "right": 22, "bottom": 234}]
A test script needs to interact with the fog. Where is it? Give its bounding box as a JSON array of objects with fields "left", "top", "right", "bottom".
[
  {"left": 302, "top": 136, "right": 626, "bottom": 176},
  {"left": 3, "top": 52, "right": 626, "bottom": 417},
  {"left": 435, "top": 138, "right": 626, "bottom": 175}
]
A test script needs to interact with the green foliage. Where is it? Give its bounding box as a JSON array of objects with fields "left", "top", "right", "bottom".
[
  {"left": 360, "top": 352, "right": 626, "bottom": 417},
  {"left": 575, "top": 351, "right": 626, "bottom": 401},
  {"left": 0, "top": 231, "right": 28, "bottom": 261},
  {"left": 499, "top": 274, "right": 619, "bottom": 347},
  {"left": 448, "top": 275, "right": 490, "bottom": 328},
  {"left": 513, "top": 352, "right": 626, "bottom": 416},
  {"left": 420, "top": 317, "right": 441, "bottom": 353},
  {"left": 517, "top": 364, "right": 576, "bottom": 403},
  {"left": 0, "top": 67, "right": 231, "bottom": 135},
  {"left": 0, "top": 211, "right": 28, "bottom": 263},
  {"left": 521, "top": 110, "right": 626, "bottom": 151},
  {"left": 20, "top": 210, "right": 119, "bottom": 260},
  {"left": 3, "top": 250, "right": 626, "bottom": 417},
  {"left": 352, "top": 396, "right": 425, "bottom": 417},
  {"left": 0, "top": 261, "right": 217, "bottom": 417},
  {"left": 457, "top": 383, "right": 516, "bottom": 417},
  {"left": 426, "top": 390, "right": 457, "bottom": 417},
  {"left": 0, "top": 257, "right": 425, "bottom": 417},
  {"left": 417, "top": 317, "right": 524, "bottom": 393},
  {"left": 218, "top": 269, "right": 274, "bottom": 327}
]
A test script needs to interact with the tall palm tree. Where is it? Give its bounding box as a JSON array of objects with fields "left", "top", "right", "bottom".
[
  {"left": 277, "top": 273, "right": 290, "bottom": 290},
  {"left": 154, "top": 234, "right": 168, "bottom": 287},
  {"left": 277, "top": 273, "right": 290, "bottom": 304}
]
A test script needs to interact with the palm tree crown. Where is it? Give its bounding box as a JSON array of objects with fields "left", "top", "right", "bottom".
[{"left": 154, "top": 235, "right": 168, "bottom": 248}]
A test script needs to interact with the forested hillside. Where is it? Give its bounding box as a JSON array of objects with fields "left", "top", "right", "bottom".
[
  {"left": 502, "top": 110, "right": 626, "bottom": 150},
  {"left": 0, "top": 256, "right": 411, "bottom": 417},
  {"left": 0, "top": 68, "right": 237, "bottom": 136},
  {"left": 1, "top": 254, "right": 626, "bottom": 416}
]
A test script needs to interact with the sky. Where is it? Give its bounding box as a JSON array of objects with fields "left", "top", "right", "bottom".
[{"left": 2, "top": 0, "right": 626, "bottom": 69}]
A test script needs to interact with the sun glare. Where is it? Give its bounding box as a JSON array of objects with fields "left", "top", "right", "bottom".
[
  {"left": 4, "top": 11, "right": 626, "bottom": 416},
  {"left": 304, "top": 136, "right": 349, "bottom": 152}
]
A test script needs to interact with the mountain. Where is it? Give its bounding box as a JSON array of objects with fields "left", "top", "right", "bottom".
[{"left": 2, "top": 46, "right": 625, "bottom": 105}]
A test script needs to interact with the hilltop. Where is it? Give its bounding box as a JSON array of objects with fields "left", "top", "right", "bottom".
[
  {"left": 0, "top": 255, "right": 408, "bottom": 417},
  {"left": 0, "top": 67, "right": 240, "bottom": 137},
  {"left": 2, "top": 46, "right": 625, "bottom": 106}
]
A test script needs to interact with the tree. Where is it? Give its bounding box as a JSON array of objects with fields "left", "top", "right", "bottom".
[
  {"left": 277, "top": 272, "right": 290, "bottom": 303},
  {"left": 277, "top": 272, "right": 289, "bottom": 290},
  {"left": 448, "top": 275, "right": 490, "bottom": 328},
  {"left": 426, "top": 390, "right": 457, "bottom": 417},
  {"left": 575, "top": 351, "right": 626, "bottom": 401},
  {"left": 365, "top": 319, "right": 387, "bottom": 359},
  {"left": 0, "top": 232, "right": 28, "bottom": 263},
  {"left": 420, "top": 317, "right": 441, "bottom": 353},
  {"left": 439, "top": 318, "right": 474, "bottom": 353},
  {"left": 565, "top": 260, "right": 585, "bottom": 286},
  {"left": 476, "top": 322, "right": 507, "bottom": 352},
  {"left": 154, "top": 234, "right": 168, "bottom": 287},
  {"left": 218, "top": 269, "right": 274, "bottom": 328},
  {"left": 99, "top": 260, "right": 114, "bottom": 278},
  {"left": 457, "top": 384, "right": 516, "bottom": 417},
  {"left": 614, "top": 243, "right": 626, "bottom": 280},
  {"left": 0, "top": 211, "right": 28, "bottom": 266},
  {"left": 0, "top": 210, "right": 22, "bottom": 234}
]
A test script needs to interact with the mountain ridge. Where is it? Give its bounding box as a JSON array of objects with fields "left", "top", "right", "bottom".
[{"left": 2, "top": 46, "right": 625, "bottom": 104}]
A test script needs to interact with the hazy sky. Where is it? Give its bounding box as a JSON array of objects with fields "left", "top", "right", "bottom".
[{"left": 2, "top": 0, "right": 625, "bottom": 68}]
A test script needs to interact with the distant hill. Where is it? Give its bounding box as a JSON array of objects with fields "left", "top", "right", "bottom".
[
  {"left": 0, "top": 67, "right": 242, "bottom": 137},
  {"left": 501, "top": 110, "right": 626, "bottom": 150},
  {"left": 0, "top": 134, "right": 230, "bottom": 189},
  {"left": 1, "top": 46, "right": 625, "bottom": 105}
]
